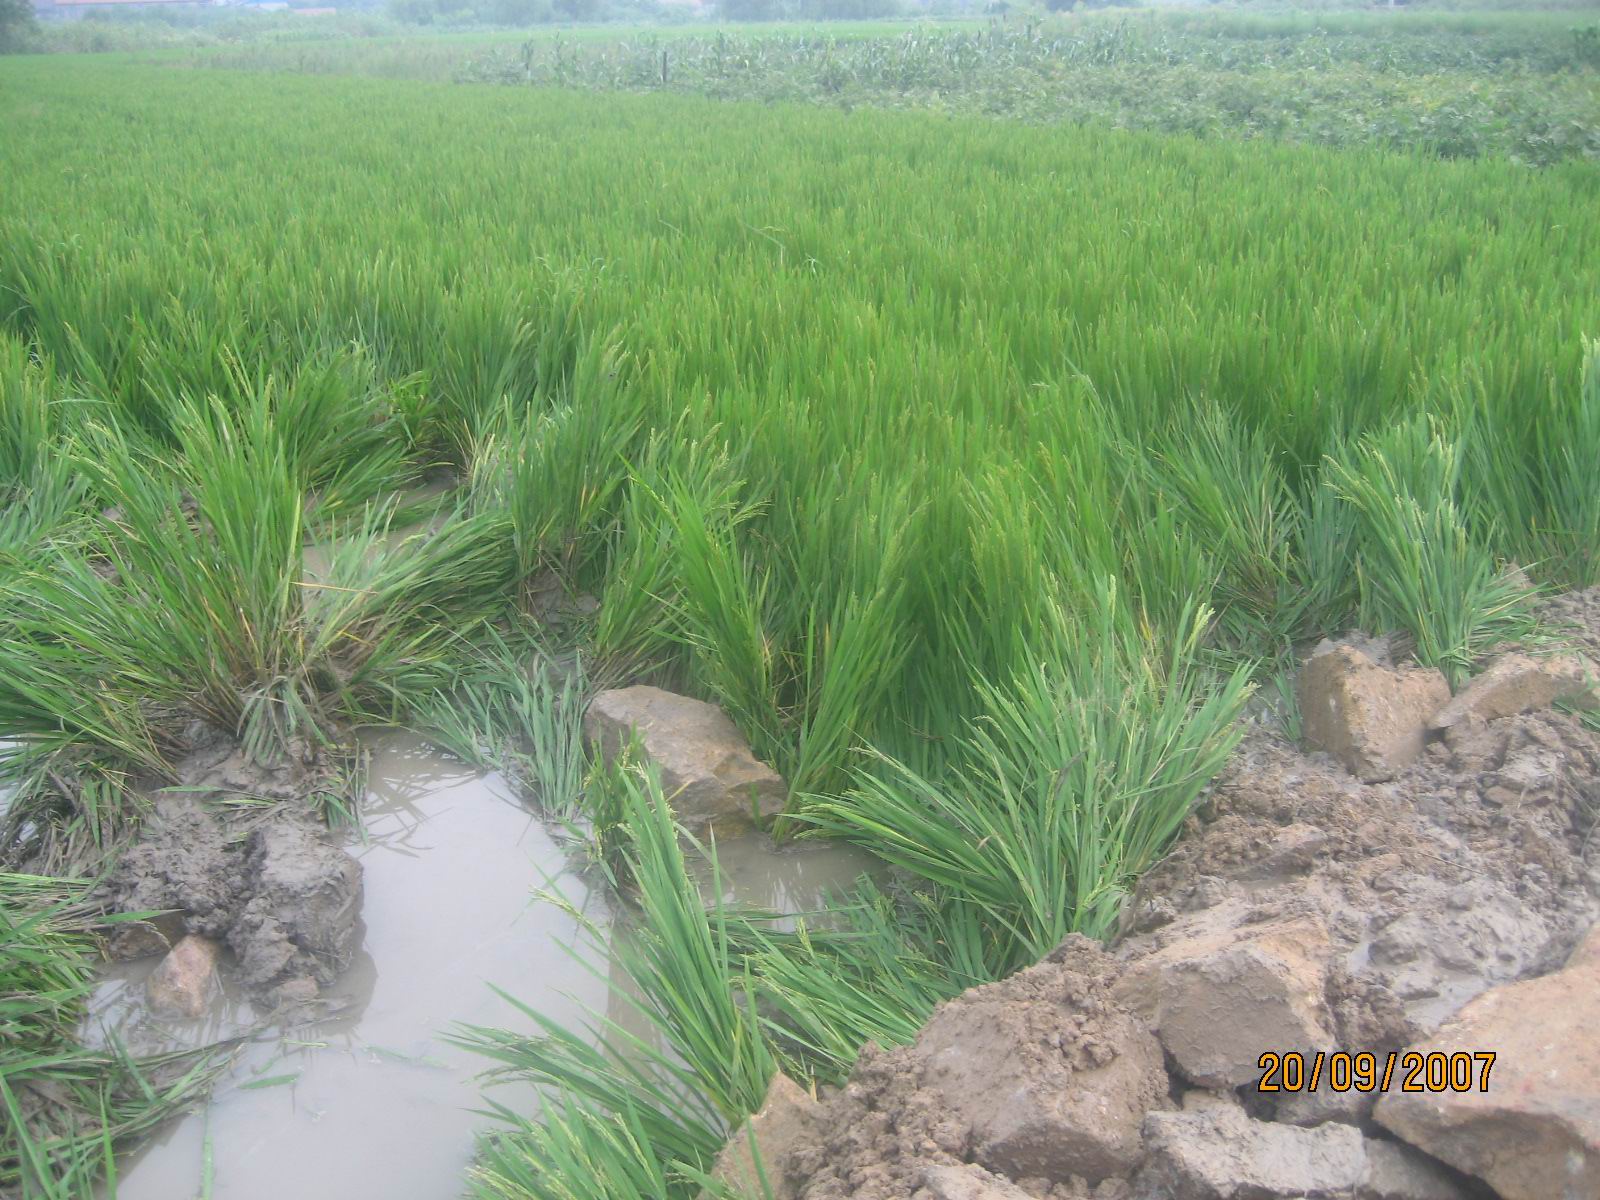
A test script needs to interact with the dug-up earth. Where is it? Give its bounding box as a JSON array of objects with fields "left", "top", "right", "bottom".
[
  {"left": 719, "top": 591, "right": 1600, "bottom": 1200},
  {"left": 98, "top": 723, "right": 363, "bottom": 1016}
]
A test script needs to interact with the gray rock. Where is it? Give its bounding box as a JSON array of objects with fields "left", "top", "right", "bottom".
[{"left": 1136, "top": 1106, "right": 1367, "bottom": 1199}]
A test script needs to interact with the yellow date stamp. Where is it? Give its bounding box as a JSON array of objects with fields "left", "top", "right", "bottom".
[{"left": 1256, "top": 1051, "right": 1496, "bottom": 1094}]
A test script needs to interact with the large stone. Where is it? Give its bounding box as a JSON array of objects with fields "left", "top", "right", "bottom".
[
  {"left": 585, "top": 686, "right": 787, "bottom": 831},
  {"left": 917, "top": 1164, "right": 1035, "bottom": 1200},
  {"left": 1135, "top": 1106, "right": 1368, "bottom": 1199},
  {"left": 145, "top": 934, "right": 221, "bottom": 1019},
  {"left": 1431, "top": 652, "right": 1596, "bottom": 730},
  {"left": 1359, "top": 1140, "right": 1469, "bottom": 1200},
  {"left": 1374, "top": 925, "right": 1600, "bottom": 1200},
  {"left": 917, "top": 943, "right": 1171, "bottom": 1183},
  {"left": 1297, "top": 644, "right": 1450, "bottom": 782},
  {"left": 707, "top": 1073, "right": 821, "bottom": 1200},
  {"left": 1113, "top": 911, "right": 1336, "bottom": 1089}
]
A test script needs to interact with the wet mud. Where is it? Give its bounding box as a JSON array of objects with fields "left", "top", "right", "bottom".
[
  {"left": 766, "top": 598, "right": 1600, "bottom": 1200},
  {"left": 89, "top": 730, "right": 877, "bottom": 1198}
]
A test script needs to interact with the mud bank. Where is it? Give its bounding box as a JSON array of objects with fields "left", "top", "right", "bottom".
[
  {"left": 728, "top": 602, "right": 1600, "bottom": 1200},
  {"left": 88, "top": 731, "right": 875, "bottom": 1198}
]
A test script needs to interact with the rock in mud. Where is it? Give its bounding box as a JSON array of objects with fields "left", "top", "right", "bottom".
[
  {"left": 917, "top": 1164, "right": 1036, "bottom": 1200},
  {"left": 1374, "top": 926, "right": 1600, "bottom": 1200},
  {"left": 105, "top": 914, "right": 184, "bottom": 961},
  {"left": 226, "top": 820, "right": 362, "bottom": 993},
  {"left": 1297, "top": 642, "right": 1451, "bottom": 782},
  {"left": 145, "top": 934, "right": 221, "bottom": 1019},
  {"left": 1134, "top": 1106, "right": 1367, "bottom": 1199},
  {"left": 915, "top": 938, "right": 1170, "bottom": 1183},
  {"left": 707, "top": 1073, "right": 821, "bottom": 1200},
  {"left": 105, "top": 797, "right": 244, "bottom": 941},
  {"left": 585, "top": 686, "right": 787, "bottom": 831},
  {"left": 1430, "top": 652, "right": 1596, "bottom": 730},
  {"left": 1113, "top": 908, "right": 1336, "bottom": 1089}
]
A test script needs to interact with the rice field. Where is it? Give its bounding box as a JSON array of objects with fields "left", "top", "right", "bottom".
[{"left": 2, "top": 29, "right": 1599, "bottom": 1197}]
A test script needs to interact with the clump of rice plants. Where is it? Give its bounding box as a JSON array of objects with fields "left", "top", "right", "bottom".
[
  {"left": 1332, "top": 417, "right": 1541, "bottom": 686},
  {"left": 808, "top": 582, "right": 1252, "bottom": 968}
]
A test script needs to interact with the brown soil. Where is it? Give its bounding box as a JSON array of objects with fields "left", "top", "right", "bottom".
[{"left": 781, "top": 592, "right": 1600, "bottom": 1200}]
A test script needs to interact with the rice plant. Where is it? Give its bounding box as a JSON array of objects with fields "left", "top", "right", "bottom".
[
  {"left": 1, "top": 44, "right": 1598, "bottom": 1198},
  {"left": 410, "top": 628, "right": 592, "bottom": 820},
  {"left": 0, "top": 876, "right": 232, "bottom": 1199},
  {"left": 807, "top": 583, "right": 1253, "bottom": 963},
  {"left": 453, "top": 763, "right": 773, "bottom": 1200}
]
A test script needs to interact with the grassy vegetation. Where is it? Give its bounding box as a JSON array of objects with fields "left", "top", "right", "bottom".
[
  {"left": 1, "top": 28, "right": 1598, "bottom": 1195},
  {"left": 0, "top": 876, "right": 230, "bottom": 1199},
  {"left": 158, "top": 9, "right": 1600, "bottom": 163},
  {"left": 451, "top": 12, "right": 1600, "bottom": 163}
]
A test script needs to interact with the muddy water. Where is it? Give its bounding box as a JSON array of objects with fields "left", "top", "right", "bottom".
[
  {"left": 690, "top": 832, "right": 882, "bottom": 917},
  {"left": 301, "top": 475, "right": 458, "bottom": 581},
  {"left": 87, "top": 731, "right": 877, "bottom": 1199}
]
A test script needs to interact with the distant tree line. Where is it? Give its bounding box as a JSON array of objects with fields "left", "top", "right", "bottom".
[
  {"left": 388, "top": 0, "right": 906, "bottom": 25},
  {"left": 1, "top": 0, "right": 38, "bottom": 53}
]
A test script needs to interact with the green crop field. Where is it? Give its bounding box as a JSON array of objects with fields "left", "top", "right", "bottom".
[{"left": 2, "top": 23, "right": 1599, "bottom": 1196}]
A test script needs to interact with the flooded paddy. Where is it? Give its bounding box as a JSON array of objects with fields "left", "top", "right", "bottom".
[{"left": 82, "top": 731, "right": 877, "bottom": 1198}]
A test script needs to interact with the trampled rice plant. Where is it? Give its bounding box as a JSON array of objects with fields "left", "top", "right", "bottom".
[
  {"left": 0, "top": 876, "right": 231, "bottom": 1199},
  {"left": 454, "top": 764, "right": 773, "bottom": 1200},
  {"left": 411, "top": 628, "right": 592, "bottom": 820}
]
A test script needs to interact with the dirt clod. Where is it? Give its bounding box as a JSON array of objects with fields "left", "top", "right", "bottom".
[
  {"left": 917, "top": 1164, "right": 1035, "bottom": 1200},
  {"left": 708, "top": 1073, "right": 822, "bottom": 1200},
  {"left": 1374, "top": 925, "right": 1600, "bottom": 1200},
  {"left": 915, "top": 940, "right": 1169, "bottom": 1183},
  {"left": 1358, "top": 1139, "right": 1473, "bottom": 1200},
  {"left": 103, "top": 792, "right": 362, "bottom": 1005},
  {"left": 227, "top": 820, "right": 363, "bottom": 993},
  {"left": 1431, "top": 651, "right": 1596, "bottom": 730},
  {"left": 1113, "top": 908, "right": 1336, "bottom": 1089},
  {"left": 1297, "top": 641, "right": 1451, "bottom": 782}
]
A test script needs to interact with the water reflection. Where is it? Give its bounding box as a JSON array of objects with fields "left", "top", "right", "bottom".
[{"left": 92, "top": 731, "right": 606, "bottom": 1200}]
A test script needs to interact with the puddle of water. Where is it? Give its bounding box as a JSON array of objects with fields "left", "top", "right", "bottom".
[
  {"left": 90, "top": 731, "right": 607, "bottom": 1200},
  {"left": 87, "top": 730, "right": 883, "bottom": 1199},
  {"left": 302, "top": 475, "right": 458, "bottom": 581},
  {"left": 692, "top": 833, "right": 883, "bottom": 918}
]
